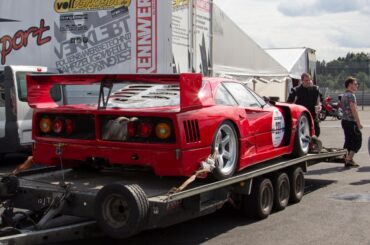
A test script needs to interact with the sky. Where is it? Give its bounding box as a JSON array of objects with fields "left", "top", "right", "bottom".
[{"left": 213, "top": 0, "right": 370, "bottom": 62}]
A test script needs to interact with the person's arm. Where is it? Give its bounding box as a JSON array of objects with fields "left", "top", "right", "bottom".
[
  {"left": 287, "top": 88, "right": 296, "bottom": 103},
  {"left": 349, "top": 102, "right": 363, "bottom": 129}
]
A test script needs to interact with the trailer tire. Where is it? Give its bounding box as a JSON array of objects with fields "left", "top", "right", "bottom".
[
  {"left": 95, "top": 183, "right": 149, "bottom": 239},
  {"left": 211, "top": 121, "right": 239, "bottom": 180},
  {"left": 272, "top": 172, "right": 290, "bottom": 211},
  {"left": 289, "top": 167, "right": 305, "bottom": 203},
  {"left": 242, "top": 177, "right": 273, "bottom": 219}
]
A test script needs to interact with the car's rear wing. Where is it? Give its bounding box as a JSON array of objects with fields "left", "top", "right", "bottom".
[{"left": 26, "top": 73, "right": 203, "bottom": 111}]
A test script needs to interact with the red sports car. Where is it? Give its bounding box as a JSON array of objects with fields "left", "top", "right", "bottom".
[{"left": 27, "top": 73, "right": 314, "bottom": 180}]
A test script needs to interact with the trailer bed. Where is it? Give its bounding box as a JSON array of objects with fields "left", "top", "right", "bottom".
[{"left": 0, "top": 149, "right": 346, "bottom": 244}]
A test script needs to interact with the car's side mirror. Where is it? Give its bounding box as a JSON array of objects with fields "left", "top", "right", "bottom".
[{"left": 263, "top": 96, "right": 270, "bottom": 102}]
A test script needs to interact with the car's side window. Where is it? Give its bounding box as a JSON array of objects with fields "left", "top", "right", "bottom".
[
  {"left": 223, "top": 82, "right": 261, "bottom": 107},
  {"left": 215, "top": 84, "right": 238, "bottom": 106}
]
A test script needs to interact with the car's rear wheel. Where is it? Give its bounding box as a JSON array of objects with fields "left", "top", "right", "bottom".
[
  {"left": 292, "top": 113, "right": 310, "bottom": 157},
  {"left": 211, "top": 121, "right": 239, "bottom": 180}
]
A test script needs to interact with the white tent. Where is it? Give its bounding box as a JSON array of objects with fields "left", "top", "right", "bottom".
[
  {"left": 265, "top": 47, "right": 317, "bottom": 81},
  {"left": 212, "top": 4, "right": 288, "bottom": 77},
  {"left": 212, "top": 4, "right": 293, "bottom": 101}
]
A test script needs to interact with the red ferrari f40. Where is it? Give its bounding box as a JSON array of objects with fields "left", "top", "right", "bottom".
[{"left": 28, "top": 73, "right": 314, "bottom": 180}]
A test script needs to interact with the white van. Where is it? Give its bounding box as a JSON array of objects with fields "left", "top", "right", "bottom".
[{"left": 0, "top": 65, "right": 60, "bottom": 158}]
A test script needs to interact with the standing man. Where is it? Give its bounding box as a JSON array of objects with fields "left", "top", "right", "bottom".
[
  {"left": 287, "top": 73, "right": 321, "bottom": 136},
  {"left": 341, "top": 77, "right": 362, "bottom": 167}
]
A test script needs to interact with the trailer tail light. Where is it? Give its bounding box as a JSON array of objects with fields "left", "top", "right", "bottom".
[
  {"left": 138, "top": 122, "right": 152, "bottom": 138},
  {"left": 40, "top": 117, "right": 52, "bottom": 133},
  {"left": 52, "top": 118, "right": 64, "bottom": 134},
  {"left": 155, "top": 123, "right": 171, "bottom": 140}
]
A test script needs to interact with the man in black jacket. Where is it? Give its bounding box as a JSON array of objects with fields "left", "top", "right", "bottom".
[{"left": 287, "top": 73, "right": 321, "bottom": 136}]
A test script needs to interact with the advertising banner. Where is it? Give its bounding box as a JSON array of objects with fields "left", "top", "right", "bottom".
[
  {"left": 193, "top": 0, "right": 211, "bottom": 76},
  {"left": 0, "top": 0, "right": 172, "bottom": 74},
  {"left": 171, "top": 0, "right": 190, "bottom": 73}
]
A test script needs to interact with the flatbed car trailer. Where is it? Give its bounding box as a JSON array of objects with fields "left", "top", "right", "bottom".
[{"left": 0, "top": 149, "right": 346, "bottom": 244}]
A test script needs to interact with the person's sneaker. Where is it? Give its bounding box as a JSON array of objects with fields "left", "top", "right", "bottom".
[{"left": 345, "top": 160, "right": 359, "bottom": 168}]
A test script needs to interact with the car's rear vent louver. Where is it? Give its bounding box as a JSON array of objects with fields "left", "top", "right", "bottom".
[{"left": 183, "top": 120, "right": 200, "bottom": 143}]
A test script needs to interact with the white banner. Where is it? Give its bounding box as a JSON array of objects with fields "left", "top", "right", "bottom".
[{"left": 0, "top": 0, "right": 172, "bottom": 74}]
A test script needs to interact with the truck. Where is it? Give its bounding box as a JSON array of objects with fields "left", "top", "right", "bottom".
[
  {"left": 0, "top": 148, "right": 345, "bottom": 243},
  {"left": 0, "top": 66, "right": 59, "bottom": 159}
]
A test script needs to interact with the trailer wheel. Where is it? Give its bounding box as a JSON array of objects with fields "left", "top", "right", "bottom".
[
  {"left": 242, "top": 177, "right": 273, "bottom": 219},
  {"left": 95, "top": 183, "right": 149, "bottom": 239},
  {"left": 292, "top": 113, "right": 310, "bottom": 157},
  {"left": 211, "top": 121, "right": 239, "bottom": 180},
  {"left": 289, "top": 167, "right": 305, "bottom": 203},
  {"left": 273, "top": 172, "right": 290, "bottom": 211}
]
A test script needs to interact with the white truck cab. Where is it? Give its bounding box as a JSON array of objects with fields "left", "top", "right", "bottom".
[{"left": 0, "top": 65, "right": 60, "bottom": 158}]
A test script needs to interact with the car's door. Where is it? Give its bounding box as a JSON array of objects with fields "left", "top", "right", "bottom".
[
  {"left": 215, "top": 82, "right": 257, "bottom": 164},
  {"left": 223, "top": 82, "right": 275, "bottom": 155}
]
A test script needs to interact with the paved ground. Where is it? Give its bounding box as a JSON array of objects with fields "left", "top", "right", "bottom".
[{"left": 1, "top": 108, "right": 369, "bottom": 245}]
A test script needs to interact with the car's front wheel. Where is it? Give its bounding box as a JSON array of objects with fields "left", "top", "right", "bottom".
[{"left": 211, "top": 121, "right": 239, "bottom": 180}]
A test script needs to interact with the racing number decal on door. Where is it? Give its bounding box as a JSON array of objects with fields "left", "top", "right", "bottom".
[{"left": 272, "top": 109, "right": 285, "bottom": 147}]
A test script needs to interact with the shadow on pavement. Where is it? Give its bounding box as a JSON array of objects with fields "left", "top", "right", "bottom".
[
  {"left": 350, "top": 179, "right": 370, "bottom": 186},
  {"left": 304, "top": 178, "right": 337, "bottom": 195},
  {"left": 306, "top": 164, "right": 350, "bottom": 176}
]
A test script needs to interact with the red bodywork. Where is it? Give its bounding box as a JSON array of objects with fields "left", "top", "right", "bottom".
[{"left": 28, "top": 73, "right": 314, "bottom": 177}]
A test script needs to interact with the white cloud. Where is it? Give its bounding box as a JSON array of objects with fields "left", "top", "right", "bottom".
[
  {"left": 278, "top": 0, "right": 365, "bottom": 16},
  {"left": 213, "top": 0, "right": 370, "bottom": 61}
]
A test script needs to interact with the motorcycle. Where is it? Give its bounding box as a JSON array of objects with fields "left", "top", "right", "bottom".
[{"left": 319, "top": 96, "right": 343, "bottom": 121}]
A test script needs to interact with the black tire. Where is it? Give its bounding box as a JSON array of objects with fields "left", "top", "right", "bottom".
[
  {"left": 289, "top": 167, "right": 305, "bottom": 203},
  {"left": 336, "top": 108, "right": 343, "bottom": 120},
  {"left": 291, "top": 113, "right": 310, "bottom": 157},
  {"left": 319, "top": 110, "right": 327, "bottom": 121},
  {"left": 242, "top": 178, "right": 274, "bottom": 219},
  {"left": 95, "top": 183, "right": 149, "bottom": 239},
  {"left": 211, "top": 121, "right": 239, "bottom": 180},
  {"left": 272, "top": 172, "right": 290, "bottom": 211}
]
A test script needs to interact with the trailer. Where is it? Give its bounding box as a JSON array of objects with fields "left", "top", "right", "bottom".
[{"left": 0, "top": 149, "right": 346, "bottom": 244}]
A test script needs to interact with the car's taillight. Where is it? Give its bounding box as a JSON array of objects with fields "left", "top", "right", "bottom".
[
  {"left": 128, "top": 122, "right": 136, "bottom": 137},
  {"left": 138, "top": 122, "right": 152, "bottom": 138},
  {"left": 65, "top": 119, "right": 74, "bottom": 134},
  {"left": 52, "top": 118, "right": 64, "bottom": 134},
  {"left": 155, "top": 122, "right": 171, "bottom": 139},
  {"left": 40, "top": 117, "right": 52, "bottom": 133}
]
